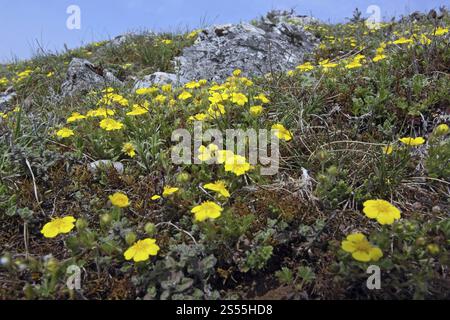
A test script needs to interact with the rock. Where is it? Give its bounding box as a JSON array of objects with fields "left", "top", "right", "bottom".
[
  {"left": 432, "top": 206, "right": 441, "bottom": 213},
  {"left": 61, "top": 58, "right": 122, "bottom": 96},
  {"left": 175, "top": 10, "right": 318, "bottom": 82},
  {"left": 0, "top": 87, "right": 16, "bottom": 111},
  {"left": 88, "top": 160, "right": 124, "bottom": 175},
  {"left": 263, "top": 9, "right": 318, "bottom": 26},
  {"left": 134, "top": 72, "right": 187, "bottom": 90}
]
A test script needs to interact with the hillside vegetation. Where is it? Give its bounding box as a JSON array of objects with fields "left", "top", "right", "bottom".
[{"left": 0, "top": 10, "right": 449, "bottom": 299}]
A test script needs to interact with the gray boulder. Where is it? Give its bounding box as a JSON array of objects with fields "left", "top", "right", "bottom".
[
  {"left": 175, "top": 11, "right": 318, "bottom": 82},
  {"left": 0, "top": 87, "right": 16, "bottom": 112},
  {"left": 61, "top": 58, "right": 122, "bottom": 96},
  {"left": 134, "top": 72, "right": 187, "bottom": 90},
  {"left": 88, "top": 160, "right": 124, "bottom": 175}
]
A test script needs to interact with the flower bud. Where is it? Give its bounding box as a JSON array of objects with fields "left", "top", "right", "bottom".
[
  {"left": 434, "top": 124, "right": 449, "bottom": 136},
  {"left": 415, "top": 237, "right": 426, "bottom": 246},
  {"left": 125, "top": 232, "right": 137, "bottom": 245},
  {"left": 176, "top": 172, "right": 191, "bottom": 184},
  {"left": 144, "top": 223, "right": 157, "bottom": 236},
  {"left": 76, "top": 218, "right": 88, "bottom": 231},
  {"left": 427, "top": 243, "right": 440, "bottom": 255},
  {"left": 100, "top": 213, "right": 112, "bottom": 226}
]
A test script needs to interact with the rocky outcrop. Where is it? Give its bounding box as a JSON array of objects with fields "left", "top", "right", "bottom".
[
  {"left": 175, "top": 10, "right": 318, "bottom": 82},
  {"left": 61, "top": 58, "right": 122, "bottom": 96},
  {"left": 133, "top": 72, "right": 187, "bottom": 90},
  {"left": 0, "top": 87, "right": 16, "bottom": 111}
]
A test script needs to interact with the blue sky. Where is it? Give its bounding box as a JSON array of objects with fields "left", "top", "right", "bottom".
[{"left": 0, "top": 0, "right": 448, "bottom": 62}]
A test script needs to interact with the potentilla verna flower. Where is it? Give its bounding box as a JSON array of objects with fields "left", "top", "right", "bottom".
[
  {"left": 178, "top": 91, "right": 193, "bottom": 101},
  {"left": 204, "top": 181, "right": 230, "bottom": 198},
  {"left": 99, "top": 118, "right": 124, "bottom": 131},
  {"left": 124, "top": 238, "right": 160, "bottom": 262},
  {"left": 435, "top": 124, "right": 449, "bottom": 136},
  {"left": 399, "top": 137, "right": 425, "bottom": 146},
  {"left": 272, "top": 123, "right": 293, "bottom": 141},
  {"left": 109, "top": 192, "right": 130, "bottom": 208},
  {"left": 41, "top": 216, "right": 76, "bottom": 238},
  {"left": 224, "top": 155, "right": 252, "bottom": 176},
  {"left": 162, "top": 186, "right": 179, "bottom": 196},
  {"left": 363, "top": 199, "right": 401, "bottom": 225},
  {"left": 341, "top": 233, "right": 383, "bottom": 262},
  {"left": 231, "top": 93, "right": 248, "bottom": 106},
  {"left": 191, "top": 201, "right": 223, "bottom": 222},
  {"left": 122, "top": 142, "right": 136, "bottom": 158},
  {"left": 56, "top": 128, "right": 75, "bottom": 138},
  {"left": 66, "top": 112, "right": 86, "bottom": 123}
]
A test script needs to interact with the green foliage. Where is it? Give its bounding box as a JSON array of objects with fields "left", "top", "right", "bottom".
[{"left": 137, "top": 244, "right": 220, "bottom": 300}]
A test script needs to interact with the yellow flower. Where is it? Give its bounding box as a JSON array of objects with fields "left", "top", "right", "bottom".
[
  {"left": 185, "top": 81, "right": 201, "bottom": 89},
  {"left": 224, "top": 155, "right": 252, "bottom": 176},
  {"left": 191, "top": 201, "right": 223, "bottom": 222},
  {"left": 433, "top": 27, "right": 448, "bottom": 36},
  {"left": 216, "top": 150, "right": 235, "bottom": 164},
  {"left": 418, "top": 34, "right": 431, "bottom": 45},
  {"left": 151, "top": 195, "right": 161, "bottom": 201},
  {"left": 198, "top": 144, "right": 219, "bottom": 162},
  {"left": 178, "top": 91, "right": 193, "bottom": 101},
  {"left": 393, "top": 37, "right": 413, "bottom": 45},
  {"left": 67, "top": 112, "right": 86, "bottom": 123},
  {"left": 56, "top": 128, "right": 74, "bottom": 138},
  {"left": 122, "top": 142, "right": 136, "bottom": 158},
  {"left": 99, "top": 118, "right": 124, "bottom": 131},
  {"left": 254, "top": 93, "right": 270, "bottom": 104},
  {"left": 208, "top": 104, "right": 226, "bottom": 118},
  {"left": 399, "top": 137, "right": 425, "bottom": 146},
  {"left": 47, "top": 72, "right": 54, "bottom": 77},
  {"left": 231, "top": 93, "right": 248, "bottom": 106},
  {"left": 126, "top": 105, "right": 148, "bottom": 116},
  {"left": 41, "top": 216, "right": 76, "bottom": 238},
  {"left": 187, "top": 30, "right": 199, "bottom": 39},
  {"left": 136, "top": 87, "right": 159, "bottom": 95},
  {"left": 319, "top": 59, "right": 338, "bottom": 71},
  {"left": 99, "top": 93, "right": 128, "bottom": 106},
  {"left": 272, "top": 123, "right": 293, "bottom": 141},
  {"left": 162, "top": 186, "right": 179, "bottom": 197},
  {"left": 435, "top": 124, "right": 449, "bottom": 136},
  {"left": 232, "top": 69, "right": 242, "bottom": 77},
  {"left": 109, "top": 192, "right": 130, "bottom": 208},
  {"left": 189, "top": 113, "right": 209, "bottom": 121},
  {"left": 373, "top": 54, "right": 387, "bottom": 62},
  {"left": 204, "top": 181, "right": 230, "bottom": 198},
  {"left": 86, "top": 107, "right": 115, "bottom": 118},
  {"left": 154, "top": 94, "right": 167, "bottom": 104},
  {"left": 345, "top": 59, "right": 363, "bottom": 69},
  {"left": 0, "top": 77, "right": 8, "bottom": 86},
  {"left": 209, "top": 92, "right": 229, "bottom": 104},
  {"left": 161, "top": 84, "right": 172, "bottom": 92},
  {"left": 382, "top": 145, "right": 394, "bottom": 155},
  {"left": 363, "top": 199, "right": 401, "bottom": 225},
  {"left": 296, "top": 62, "right": 315, "bottom": 72},
  {"left": 161, "top": 39, "right": 173, "bottom": 45},
  {"left": 124, "top": 238, "right": 160, "bottom": 262},
  {"left": 249, "top": 105, "right": 263, "bottom": 116},
  {"left": 341, "top": 233, "right": 383, "bottom": 262}
]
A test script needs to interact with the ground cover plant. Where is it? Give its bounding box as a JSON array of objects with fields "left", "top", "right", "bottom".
[{"left": 0, "top": 9, "right": 449, "bottom": 300}]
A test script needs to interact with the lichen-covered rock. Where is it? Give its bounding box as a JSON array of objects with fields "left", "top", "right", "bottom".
[
  {"left": 176, "top": 11, "right": 318, "bottom": 82},
  {"left": 0, "top": 87, "right": 16, "bottom": 111},
  {"left": 88, "top": 160, "right": 124, "bottom": 175},
  {"left": 134, "top": 72, "right": 187, "bottom": 90},
  {"left": 61, "top": 58, "right": 122, "bottom": 96}
]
